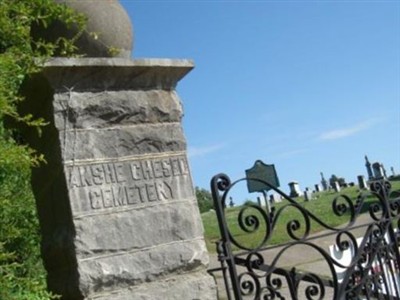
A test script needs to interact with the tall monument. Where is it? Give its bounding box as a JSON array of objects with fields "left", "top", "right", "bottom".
[
  {"left": 22, "top": 2, "right": 216, "bottom": 299},
  {"left": 320, "top": 172, "right": 328, "bottom": 191},
  {"left": 365, "top": 155, "right": 374, "bottom": 180}
]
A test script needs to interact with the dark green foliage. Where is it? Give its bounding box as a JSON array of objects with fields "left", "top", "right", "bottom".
[
  {"left": 0, "top": 1, "right": 85, "bottom": 298},
  {"left": 195, "top": 187, "right": 214, "bottom": 213},
  {"left": 0, "top": 136, "right": 52, "bottom": 300},
  {"left": 243, "top": 199, "right": 255, "bottom": 206}
]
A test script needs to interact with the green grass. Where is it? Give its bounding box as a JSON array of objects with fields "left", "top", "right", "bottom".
[{"left": 202, "top": 180, "right": 400, "bottom": 253}]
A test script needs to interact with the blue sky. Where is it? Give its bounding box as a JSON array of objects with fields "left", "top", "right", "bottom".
[{"left": 121, "top": 1, "right": 400, "bottom": 202}]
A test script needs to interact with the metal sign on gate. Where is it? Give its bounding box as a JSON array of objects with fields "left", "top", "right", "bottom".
[{"left": 245, "top": 160, "right": 280, "bottom": 193}]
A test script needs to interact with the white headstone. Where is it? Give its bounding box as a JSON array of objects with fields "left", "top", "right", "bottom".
[{"left": 288, "top": 181, "right": 301, "bottom": 197}]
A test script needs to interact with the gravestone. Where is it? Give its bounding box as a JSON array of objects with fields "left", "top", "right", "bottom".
[
  {"left": 333, "top": 181, "right": 341, "bottom": 193},
  {"left": 372, "top": 162, "right": 384, "bottom": 179},
  {"left": 229, "top": 197, "right": 235, "bottom": 207},
  {"left": 391, "top": 167, "right": 396, "bottom": 176},
  {"left": 288, "top": 181, "right": 301, "bottom": 198},
  {"left": 303, "top": 188, "right": 313, "bottom": 201},
  {"left": 21, "top": 3, "right": 216, "bottom": 299},
  {"left": 357, "top": 175, "right": 368, "bottom": 190},
  {"left": 270, "top": 193, "right": 282, "bottom": 203},
  {"left": 365, "top": 155, "right": 374, "bottom": 180},
  {"left": 382, "top": 164, "right": 388, "bottom": 178}
]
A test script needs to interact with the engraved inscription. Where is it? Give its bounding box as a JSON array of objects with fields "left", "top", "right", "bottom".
[
  {"left": 88, "top": 182, "right": 173, "bottom": 210},
  {"left": 66, "top": 155, "right": 192, "bottom": 213}
]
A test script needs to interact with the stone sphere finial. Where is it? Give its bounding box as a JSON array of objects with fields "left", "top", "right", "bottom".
[{"left": 35, "top": 0, "right": 134, "bottom": 58}]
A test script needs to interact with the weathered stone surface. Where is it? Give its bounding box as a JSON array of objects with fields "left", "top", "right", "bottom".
[
  {"left": 77, "top": 239, "right": 209, "bottom": 295},
  {"left": 58, "top": 0, "right": 133, "bottom": 58},
  {"left": 53, "top": 90, "right": 183, "bottom": 130},
  {"left": 59, "top": 124, "right": 186, "bottom": 162},
  {"left": 90, "top": 272, "right": 217, "bottom": 300},
  {"left": 43, "top": 58, "right": 194, "bottom": 92},
  {"left": 34, "top": 0, "right": 133, "bottom": 58},
  {"left": 65, "top": 154, "right": 194, "bottom": 214},
  {"left": 22, "top": 58, "right": 216, "bottom": 299},
  {"left": 72, "top": 201, "right": 205, "bottom": 256}
]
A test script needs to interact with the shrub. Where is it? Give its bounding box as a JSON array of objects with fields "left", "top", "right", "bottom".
[
  {"left": 195, "top": 187, "right": 214, "bottom": 213},
  {"left": 0, "top": 1, "right": 85, "bottom": 298}
]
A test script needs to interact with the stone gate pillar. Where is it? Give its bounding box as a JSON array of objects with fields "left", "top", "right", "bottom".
[{"left": 21, "top": 58, "right": 216, "bottom": 299}]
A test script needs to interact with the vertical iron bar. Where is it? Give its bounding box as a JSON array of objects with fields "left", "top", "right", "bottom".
[
  {"left": 382, "top": 234, "right": 400, "bottom": 299},
  {"left": 375, "top": 237, "right": 391, "bottom": 299},
  {"left": 211, "top": 174, "right": 242, "bottom": 300},
  {"left": 216, "top": 241, "right": 234, "bottom": 300},
  {"left": 381, "top": 181, "right": 400, "bottom": 299}
]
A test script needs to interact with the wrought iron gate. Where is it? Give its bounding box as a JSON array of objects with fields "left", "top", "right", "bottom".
[{"left": 208, "top": 174, "right": 400, "bottom": 300}]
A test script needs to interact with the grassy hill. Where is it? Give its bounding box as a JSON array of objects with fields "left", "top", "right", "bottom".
[{"left": 202, "top": 180, "right": 400, "bottom": 252}]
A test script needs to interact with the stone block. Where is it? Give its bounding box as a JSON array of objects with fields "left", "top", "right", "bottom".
[
  {"left": 59, "top": 124, "right": 186, "bottom": 162},
  {"left": 53, "top": 90, "right": 183, "bottom": 130},
  {"left": 90, "top": 272, "right": 217, "bottom": 300},
  {"left": 22, "top": 58, "right": 216, "bottom": 299}
]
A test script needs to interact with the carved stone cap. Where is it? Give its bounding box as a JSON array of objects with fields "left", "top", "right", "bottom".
[
  {"left": 41, "top": 58, "right": 194, "bottom": 91},
  {"left": 49, "top": 0, "right": 133, "bottom": 57}
]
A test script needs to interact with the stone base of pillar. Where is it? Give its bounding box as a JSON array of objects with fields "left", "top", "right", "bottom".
[{"left": 21, "top": 58, "right": 217, "bottom": 299}]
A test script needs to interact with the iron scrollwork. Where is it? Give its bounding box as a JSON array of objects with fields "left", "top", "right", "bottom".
[{"left": 210, "top": 174, "right": 400, "bottom": 299}]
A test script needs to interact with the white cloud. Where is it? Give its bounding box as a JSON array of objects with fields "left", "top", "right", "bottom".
[
  {"left": 319, "top": 119, "right": 381, "bottom": 141},
  {"left": 188, "top": 144, "right": 224, "bottom": 158}
]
